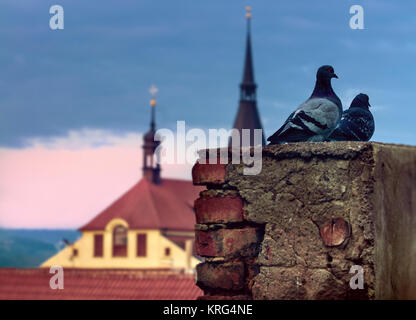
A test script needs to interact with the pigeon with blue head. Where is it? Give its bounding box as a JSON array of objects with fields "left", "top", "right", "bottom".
[
  {"left": 326, "top": 93, "right": 374, "bottom": 142},
  {"left": 267, "top": 65, "right": 342, "bottom": 144}
]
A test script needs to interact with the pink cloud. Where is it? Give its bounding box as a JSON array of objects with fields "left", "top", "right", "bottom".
[{"left": 0, "top": 130, "right": 194, "bottom": 229}]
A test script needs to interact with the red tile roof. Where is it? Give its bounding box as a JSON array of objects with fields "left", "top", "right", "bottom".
[
  {"left": 0, "top": 268, "right": 202, "bottom": 300},
  {"left": 80, "top": 178, "right": 204, "bottom": 232}
]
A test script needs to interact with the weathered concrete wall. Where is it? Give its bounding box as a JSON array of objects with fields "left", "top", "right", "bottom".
[
  {"left": 373, "top": 144, "right": 416, "bottom": 299},
  {"left": 192, "top": 142, "right": 416, "bottom": 299}
]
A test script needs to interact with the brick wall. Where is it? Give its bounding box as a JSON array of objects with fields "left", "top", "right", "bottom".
[{"left": 192, "top": 142, "right": 416, "bottom": 300}]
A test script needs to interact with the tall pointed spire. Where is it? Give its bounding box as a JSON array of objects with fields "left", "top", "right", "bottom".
[
  {"left": 142, "top": 85, "right": 161, "bottom": 184},
  {"left": 230, "top": 6, "right": 265, "bottom": 147},
  {"left": 242, "top": 6, "right": 255, "bottom": 86}
]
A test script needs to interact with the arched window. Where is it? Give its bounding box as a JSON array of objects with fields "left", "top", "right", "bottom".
[{"left": 112, "top": 225, "right": 127, "bottom": 257}]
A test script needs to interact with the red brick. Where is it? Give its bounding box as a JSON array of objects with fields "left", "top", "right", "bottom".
[
  {"left": 195, "top": 228, "right": 260, "bottom": 257},
  {"left": 194, "top": 196, "right": 244, "bottom": 224},
  {"left": 192, "top": 161, "right": 226, "bottom": 186},
  {"left": 196, "top": 262, "right": 245, "bottom": 291}
]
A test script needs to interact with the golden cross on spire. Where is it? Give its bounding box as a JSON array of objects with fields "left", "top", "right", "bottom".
[
  {"left": 246, "top": 6, "right": 252, "bottom": 19},
  {"left": 149, "top": 84, "right": 158, "bottom": 107}
]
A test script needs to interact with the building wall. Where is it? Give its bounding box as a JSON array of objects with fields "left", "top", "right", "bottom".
[
  {"left": 41, "top": 218, "right": 200, "bottom": 270},
  {"left": 192, "top": 142, "right": 416, "bottom": 300}
]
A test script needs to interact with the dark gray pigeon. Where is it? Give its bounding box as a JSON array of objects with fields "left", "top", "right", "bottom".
[
  {"left": 326, "top": 93, "right": 374, "bottom": 142},
  {"left": 267, "top": 65, "right": 342, "bottom": 144}
]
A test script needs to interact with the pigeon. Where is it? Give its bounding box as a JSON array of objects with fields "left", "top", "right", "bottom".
[
  {"left": 326, "top": 93, "right": 374, "bottom": 142},
  {"left": 267, "top": 65, "right": 342, "bottom": 144}
]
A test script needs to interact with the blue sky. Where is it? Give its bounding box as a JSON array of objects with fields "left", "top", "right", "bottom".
[{"left": 1, "top": 0, "right": 416, "bottom": 147}]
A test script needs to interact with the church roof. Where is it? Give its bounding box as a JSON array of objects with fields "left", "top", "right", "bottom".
[
  {"left": 80, "top": 178, "right": 204, "bottom": 232},
  {"left": 233, "top": 100, "right": 264, "bottom": 133}
]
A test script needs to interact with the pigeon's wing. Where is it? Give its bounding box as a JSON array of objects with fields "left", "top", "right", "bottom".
[
  {"left": 326, "top": 129, "right": 344, "bottom": 141},
  {"left": 298, "top": 98, "right": 341, "bottom": 130},
  {"left": 326, "top": 109, "right": 354, "bottom": 141},
  {"left": 326, "top": 124, "right": 349, "bottom": 141},
  {"left": 267, "top": 98, "right": 340, "bottom": 144},
  {"left": 341, "top": 108, "right": 375, "bottom": 141}
]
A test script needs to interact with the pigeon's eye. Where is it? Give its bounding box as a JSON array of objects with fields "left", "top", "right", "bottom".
[{"left": 328, "top": 68, "right": 334, "bottom": 73}]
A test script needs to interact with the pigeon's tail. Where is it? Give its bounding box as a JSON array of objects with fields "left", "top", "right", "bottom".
[
  {"left": 267, "top": 132, "right": 283, "bottom": 145},
  {"left": 267, "top": 138, "right": 285, "bottom": 145}
]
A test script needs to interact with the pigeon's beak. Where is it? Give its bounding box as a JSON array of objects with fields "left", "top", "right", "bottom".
[
  {"left": 332, "top": 73, "right": 339, "bottom": 79},
  {"left": 368, "top": 102, "right": 371, "bottom": 107}
]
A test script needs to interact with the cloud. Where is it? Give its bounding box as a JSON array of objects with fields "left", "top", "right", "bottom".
[
  {"left": 0, "top": 129, "right": 194, "bottom": 229},
  {"left": 339, "top": 88, "right": 363, "bottom": 106},
  {"left": 23, "top": 128, "right": 140, "bottom": 150},
  {"left": 374, "top": 40, "right": 416, "bottom": 54},
  {"left": 280, "top": 16, "right": 319, "bottom": 30},
  {"left": 339, "top": 38, "right": 416, "bottom": 54},
  {"left": 74, "top": 25, "right": 176, "bottom": 38}
]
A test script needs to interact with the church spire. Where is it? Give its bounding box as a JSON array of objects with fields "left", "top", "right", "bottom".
[
  {"left": 241, "top": 6, "right": 255, "bottom": 87},
  {"left": 142, "top": 85, "right": 161, "bottom": 184},
  {"left": 230, "top": 6, "right": 265, "bottom": 147}
]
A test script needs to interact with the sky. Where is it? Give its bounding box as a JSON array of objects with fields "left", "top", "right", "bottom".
[{"left": 1, "top": 0, "right": 415, "bottom": 228}]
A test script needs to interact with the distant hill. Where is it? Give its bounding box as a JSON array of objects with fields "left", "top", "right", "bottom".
[{"left": 0, "top": 229, "right": 81, "bottom": 268}]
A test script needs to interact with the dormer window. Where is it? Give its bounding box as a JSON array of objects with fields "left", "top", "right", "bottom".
[{"left": 113, "top": 225, "right": 127, "bottom": 257}]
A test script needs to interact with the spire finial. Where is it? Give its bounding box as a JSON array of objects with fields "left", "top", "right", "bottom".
[
  {"left": 148, "top": 85, "right": 158, "bottom": 130},
  {"left": 246, "top": 6, "right": 252, "bottom": 19},
  {"left": 143, "top": 85, "right": 161, "bottom": 184},
  {"left": 149, "top": 84, "right": 158, "bottom": 107}
]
